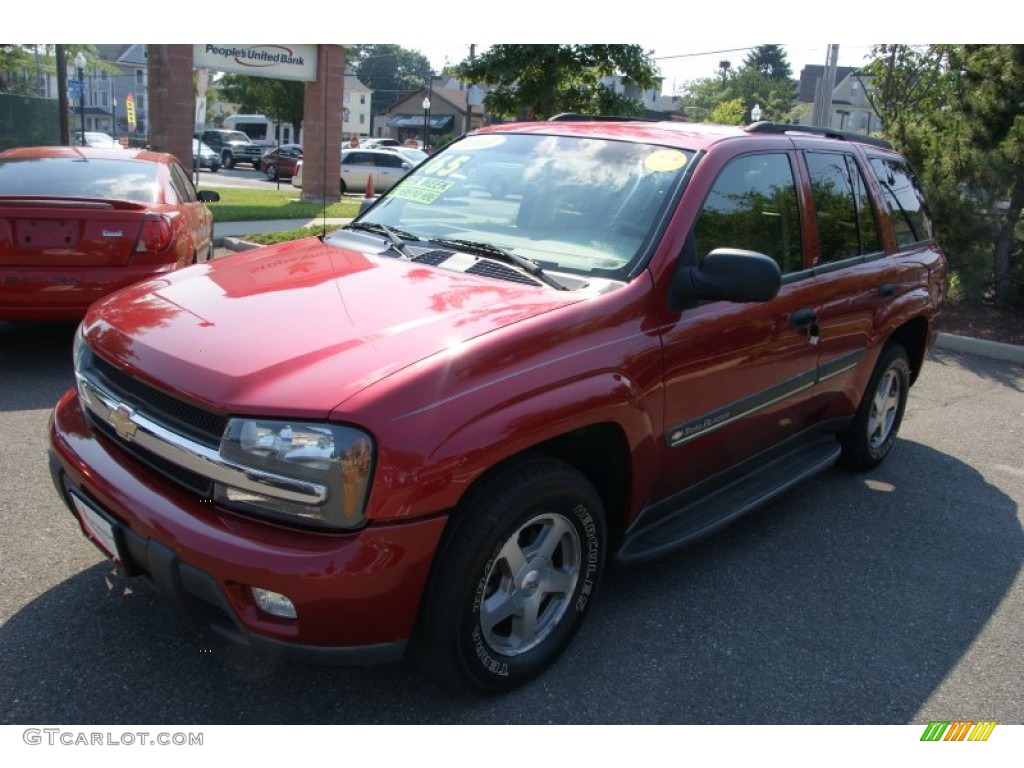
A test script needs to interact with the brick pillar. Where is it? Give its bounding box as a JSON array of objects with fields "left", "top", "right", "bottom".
[
  {"left": 301, "top": 45, "right": 346, "bottom": 203},
  {"left": 146, "top": 45, "right": 195, "bottom": 174}
]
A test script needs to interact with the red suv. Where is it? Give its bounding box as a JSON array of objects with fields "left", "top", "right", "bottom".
[{"left": 49, "top": 119, "right": 946, "bottom": 692}]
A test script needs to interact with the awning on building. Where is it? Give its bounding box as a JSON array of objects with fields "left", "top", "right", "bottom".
[{"left": 387, "top": 113, "right": 455, "bottom": 130}]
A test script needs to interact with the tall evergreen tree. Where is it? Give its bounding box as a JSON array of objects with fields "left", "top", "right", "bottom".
[
  {"left": 864, "top": 44, "right": 1024, "bottom": 308},
  {"left": 741, "top": 45, "right": 793, "bottom": 80}
]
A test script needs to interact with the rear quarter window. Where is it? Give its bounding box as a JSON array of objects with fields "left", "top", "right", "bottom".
[{"left": 869, "top": 156, "right": 934, "bottom": 247}]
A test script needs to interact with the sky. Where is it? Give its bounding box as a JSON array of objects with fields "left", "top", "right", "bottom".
[{"left": 31, "top": 0, "right": 999, "bottom": 98}]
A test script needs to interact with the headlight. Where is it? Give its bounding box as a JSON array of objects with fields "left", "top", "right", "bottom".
[{"left": 215, "top": 418, "right": 374, "bottom": 530}]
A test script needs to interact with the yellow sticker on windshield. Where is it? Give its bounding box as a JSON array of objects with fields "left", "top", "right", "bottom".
[
  {"left": 391, "top": 176, "right": 454, "bottom": 204},
  {"left": 644, "top": 150, "right": 688, "bottom": 173},
  {"left": 453, "top": 135, "right": 507, "bottom": 151}
]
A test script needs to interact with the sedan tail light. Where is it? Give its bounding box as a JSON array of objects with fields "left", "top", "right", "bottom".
[{"left": 135, "top": 214, "right": 173, "bottom": 253}]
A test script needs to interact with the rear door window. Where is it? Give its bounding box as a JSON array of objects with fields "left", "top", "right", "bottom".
[{"left": 805, "top": 151, "right": 881, "bottom": 263}]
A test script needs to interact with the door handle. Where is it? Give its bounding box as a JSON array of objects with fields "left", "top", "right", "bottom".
[
  {"left": 878, "top": 283, "right": 897, "bottom": 299},
  {"left": 790, "top": 307, "right": 817, "bottom": 329}
]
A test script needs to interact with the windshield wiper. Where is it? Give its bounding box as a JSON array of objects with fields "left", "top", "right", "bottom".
[
  {"left": 346, "top": 222, "right": 420, "bottom": 258},
  {"left": 430, "top": 237, "right": 568, "bottom": 291}
]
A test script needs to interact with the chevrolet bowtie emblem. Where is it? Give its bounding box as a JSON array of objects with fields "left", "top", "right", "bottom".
[{"left": 108, "top": 404, "right": 137, "bottom": 441}]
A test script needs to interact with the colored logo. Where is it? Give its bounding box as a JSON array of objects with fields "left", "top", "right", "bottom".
[{"left": 920, "top": 721, "right": 997, "bottom": 742}]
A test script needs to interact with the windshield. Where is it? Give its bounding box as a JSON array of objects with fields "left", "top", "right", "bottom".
[{"left": 354, "top": 133, "right": 692, "bottom": 278}]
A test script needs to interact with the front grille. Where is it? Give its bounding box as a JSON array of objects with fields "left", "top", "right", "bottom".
[
  {"left": 89, "top": 353, "right": 227, "bottom": 445},
  {"left": 90, "top": 415, "right": 214, "bottom": 498},
  {"left": 81, "top": 350, "right": 226, "bottom": 498}
]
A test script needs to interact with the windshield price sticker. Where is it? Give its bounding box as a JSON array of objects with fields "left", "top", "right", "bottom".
[
  {"left": 644, "top": 149, "right": 688, "bottom": 173},
  {"left": 392, "top": 176, "right": 455, "bottom": 204}
]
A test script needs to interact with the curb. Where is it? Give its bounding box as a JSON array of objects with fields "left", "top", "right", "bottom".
[{"left": 934, "top": 333, "right": 1024, "bottom": 365}]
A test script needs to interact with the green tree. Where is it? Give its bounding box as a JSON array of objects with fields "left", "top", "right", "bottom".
[
  {"left": 678, "top": 45, "right": 796, "bottom": 125},
  {"left": 453, "top": 44, "right": 660, "bottom": 120},
  {"left": 216, "top": 73, "right": 304, "bottom": 134},
  {"left": 347, "top": 45, "right": 433, "bottom": 115},
  {"left": 864, "top": 44, "right": 1024, "bottom": 308},
  {"left": 741, "top": 45, "right": 793, "bottom": 80}
]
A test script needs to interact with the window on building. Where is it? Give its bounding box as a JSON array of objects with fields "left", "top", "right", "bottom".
[{"left": 360, "top": 94, "right": 365, "bottom": 105}]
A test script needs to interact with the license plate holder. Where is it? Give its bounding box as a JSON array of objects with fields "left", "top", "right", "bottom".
[
  {"left": 70, "top": 491, "right": 122, "bottom": 563},
  {"left": 17, "top": 219, "right": 80, "bottom": 249}
]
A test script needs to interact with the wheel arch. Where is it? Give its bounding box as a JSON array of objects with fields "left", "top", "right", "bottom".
[
  {"left": 888, "top": 315, "right": 931, "bottom": 384},
  {"left": 446, "top": 422, "right": 633, "bottom": 551}
]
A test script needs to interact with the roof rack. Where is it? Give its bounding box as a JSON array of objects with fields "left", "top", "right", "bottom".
[
  {"left": 744, "top": 121, "right": 893, "bottom": 150},
  {"left": 547, "top": 113, "right": 657, "bottom": 123}
]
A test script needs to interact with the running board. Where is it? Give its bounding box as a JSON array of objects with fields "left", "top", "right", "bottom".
[{"left": 616, "top": 435, "right": 841, "bottom": 565}]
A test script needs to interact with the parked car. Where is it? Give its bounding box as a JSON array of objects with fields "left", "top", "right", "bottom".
[
  {"left": 74, "top": 131, "right": 120, "bottom": 148},
  {"left": 49, "top": 120, "right": 946, "bottom": 693},
  {"left": 0, "top": 146, "right": 220, "bottom": 320},
  {"left": 360, "top": 138, "right": 401, "bottom": 149},
  {"left": 260, "top": 144, "right": 303, "bottom": 181},
  {"left": 291, "top": 148, "right": 416, "bottom": 194},
  {"left": 195, "top": 129, "right": 263, "bottom": 170},
  {"left": 378, "top": 145, "right": 429, "bottom": 167},
  {"left": 192, "top": 139, "right": 221, "bottom": 172}
]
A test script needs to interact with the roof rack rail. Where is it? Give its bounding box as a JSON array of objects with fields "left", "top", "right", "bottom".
[
  {"left": 744, "top": 121, "right": 893, "bottom": 150},
  {"left": 548, "top": 113, "right": 657, "bottom": 122}
]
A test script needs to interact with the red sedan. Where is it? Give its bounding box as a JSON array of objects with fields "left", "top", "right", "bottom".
[
  {"left": 260, "top": 144, "right": 302, "bottom": 182},
  {"left": 0, "top": 146, "right": 220, "bottom": 321}
]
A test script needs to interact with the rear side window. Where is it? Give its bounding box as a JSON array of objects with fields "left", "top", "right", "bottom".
[
  {"left": 805, "top": 151, "right": 881, "bottom": 263},
  {"left": 869, "top": 157, "right": 934, "bottom": 247},
  {"left": 693, "top": 152, "right": 803, "bottom": 274}
]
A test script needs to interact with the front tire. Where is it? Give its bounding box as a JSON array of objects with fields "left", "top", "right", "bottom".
[
  {"left": 415, "top": 456, "right": 606, "bottom": 693},
  {"left": 839, "top": 343, "right": 911, "bottom": 470},
  {"left": 266, "top": 164, "right": 278, "bottom": 181}
]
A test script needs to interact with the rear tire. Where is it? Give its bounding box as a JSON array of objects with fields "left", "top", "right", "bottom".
[
  {"left": 414, "top": 456, "right": 606, "bottom": 693},
  {"left": 839, "top": 343, "right": 911, "bottom": 470},
  {"left": 222, "top": 152, "right": 234, "bottom": 170}
]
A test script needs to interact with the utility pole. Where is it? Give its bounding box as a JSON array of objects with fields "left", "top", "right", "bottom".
[
  {"left": 56, "top": 45, "right": 70, "bottom": 145},
  {"left": 812, "top": 44, "right": 840, "bottom": 127},
  {"left": 465, "top": 43, "right": 475, "bottom": 135}
]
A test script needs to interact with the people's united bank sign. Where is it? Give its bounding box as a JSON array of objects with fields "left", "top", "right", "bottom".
[{"left": 194, "top": 44, "right": 318, "bottom": 82}]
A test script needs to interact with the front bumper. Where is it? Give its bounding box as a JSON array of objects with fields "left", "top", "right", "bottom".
[{"left": 48, "top": 388, "right": 448, "bottom": 663}]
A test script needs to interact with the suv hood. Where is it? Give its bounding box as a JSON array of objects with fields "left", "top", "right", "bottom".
[{"left": 83, "top": 237, "right": 584, "bottom": 417}]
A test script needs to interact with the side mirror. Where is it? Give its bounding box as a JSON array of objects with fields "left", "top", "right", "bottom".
[
  {"left": 198, "top": 191, "right": 220, "bottom": 203},
  {"left": 669, "top": 248, "right": 781, "bottom": 308}
]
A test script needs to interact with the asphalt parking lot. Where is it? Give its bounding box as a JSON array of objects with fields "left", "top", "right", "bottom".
[{"left": 1, "top": 320, "right": 1022, "bottom": 725}]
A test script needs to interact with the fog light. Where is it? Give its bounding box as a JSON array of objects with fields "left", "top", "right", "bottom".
[{"left": 251, "top": 587, "right": 297, "bottom": 619}]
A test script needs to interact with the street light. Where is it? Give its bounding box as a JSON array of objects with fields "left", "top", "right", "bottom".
[
  {"left": 112, "top": 97, "right": 117, "bottom": 141},
  {"left": 74, "top": 52, "right": 86, "bottom": 144},
  {"left": 421, "top": 96, "right": 431, "bottom": 150},
  {"left": 750, "top": 103, "right": 763, "bottom": 123}
]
